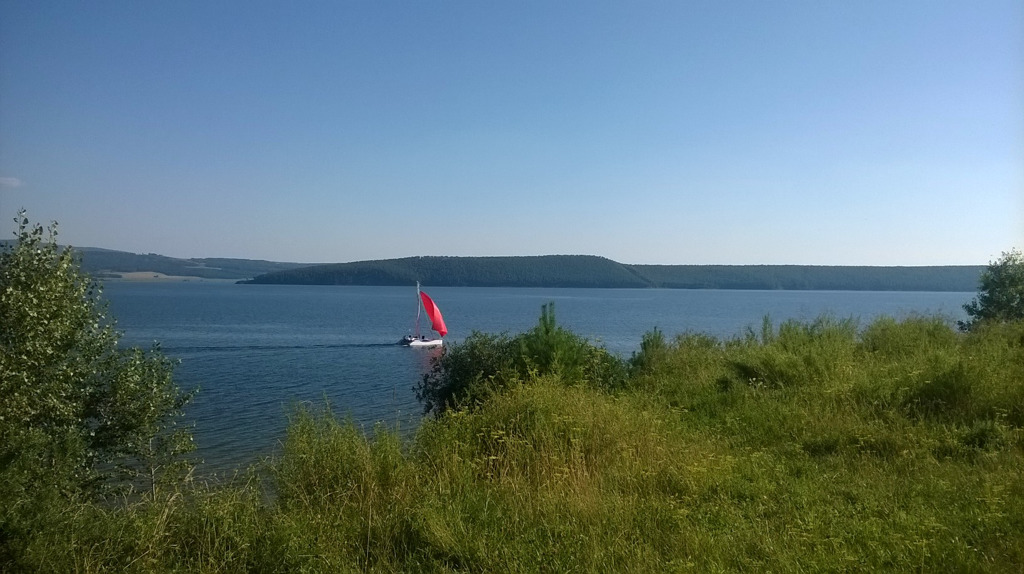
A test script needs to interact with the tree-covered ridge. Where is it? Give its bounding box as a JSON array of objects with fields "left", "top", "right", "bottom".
[
  {"left": 245, "top": 255, "right": 652, "bottom": 288},
  {"left": 631, "top": 263, "right": 985, "bottom": 291},
  {"left": 243, "top": 255, "right": 984, "bottom": 291},
  {"left": 0, "top": 240, "right": 985, "bottom": 290},
  {"left": 0, "top": 241, "right": 311, "bottom": 280},
  {"left": 78, "top": 249, "right": 309, "bottom": 279}
]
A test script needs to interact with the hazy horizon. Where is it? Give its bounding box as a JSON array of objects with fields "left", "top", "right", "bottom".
[
  {"left": 16, "top": 241, "right": 992, "bottom": 268},
  {"left": 1, "top": 1, "right": 1021, "bottom": 266}
]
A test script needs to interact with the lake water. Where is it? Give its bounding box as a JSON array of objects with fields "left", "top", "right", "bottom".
[{"left": 104, "top": 282, "right": 972, "bottom": 474}]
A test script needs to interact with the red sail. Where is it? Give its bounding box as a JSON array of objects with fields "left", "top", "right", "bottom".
[{"left": 419, "top": 291, "right": 447, "bottom": 337}]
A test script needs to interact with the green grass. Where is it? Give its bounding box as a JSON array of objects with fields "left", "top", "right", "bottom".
[{"left": 5, "top": 315, "right": 1024, "bottom": 572}]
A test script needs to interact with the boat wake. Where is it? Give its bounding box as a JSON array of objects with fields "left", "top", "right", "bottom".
[{"left": 160, "top": 343, "right": 401, "bottom": 353}]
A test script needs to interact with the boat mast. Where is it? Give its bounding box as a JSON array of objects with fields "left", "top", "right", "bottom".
[{"left": 414, "top": 281, "right": 422, "bottom": 338}]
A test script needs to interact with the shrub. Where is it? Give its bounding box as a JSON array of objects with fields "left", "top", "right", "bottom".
[
  {"left": 416, "top": 331, "right": 520, "bottom": 415},
  {"left": 724, "top": 316, "right": 858, "bottom": 390},
  {"left": 960, "top": 248, "right": 1024, "bottom": 331},
  {"left": 517, "top": 303, "right": 626, "bottom": 392},
  {"left": 0, "top": 212, "right": 194, "bottom": 567},
  {"left": 629, "top": 328, "right": 669, "bottom": 374},
  {"left": 860, "top": 314, "right": 959, "bottom": 359},
  {"left": 416, "top": 304, "right": 626, "bottom": 415}
]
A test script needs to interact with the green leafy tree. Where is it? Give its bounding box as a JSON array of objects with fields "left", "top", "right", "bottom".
[
  {"left": 416, "top": 331, "right": 519, "bottom": 415},
  {"left": 959, "top": 248, "right": 1024, "bottom": 331},
  {"left": 417, "top": 303, "right": 626, "bottom": 415},
  {"left": 517, "top": 303, "right": 626, "bottom": 390},
  {"left": 0, "top": 212, "right": 195, "bottom": 510}
]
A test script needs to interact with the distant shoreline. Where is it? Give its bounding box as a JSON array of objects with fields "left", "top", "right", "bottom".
[
  {"left": 98, "top": 272, "right": 236, "bottom": 283},
  {"left": 49, "top": 245, "right": 982, "bottom": 291}
]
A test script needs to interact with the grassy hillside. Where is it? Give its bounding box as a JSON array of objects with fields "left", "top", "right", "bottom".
[
  {"left": 6, "top": 312, "right": 1023, "bottom": 572},
  {"left": 244, "top": 255, "right": 983, "bottom": 291}
]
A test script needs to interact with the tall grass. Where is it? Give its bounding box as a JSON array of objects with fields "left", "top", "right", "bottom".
[{"left": 5, "top": 314, "right": 1023, "bottom": 572}]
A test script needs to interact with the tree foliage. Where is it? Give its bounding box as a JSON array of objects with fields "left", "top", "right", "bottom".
[
  {"left": 416, "top": 303, "right": 626, "bottom": 415},
  {"left": 959, "top": 248, "right": 1024, "bottom": 331},
  {"left": 0, "top": 212, "right": 194, "bottom": 510}
]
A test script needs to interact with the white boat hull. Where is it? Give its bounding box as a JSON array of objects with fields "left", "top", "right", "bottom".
[{"left": 399, "top": 335, "right": 443, "bottom": 348}]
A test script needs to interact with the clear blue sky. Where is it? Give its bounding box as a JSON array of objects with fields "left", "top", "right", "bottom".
[{"left": 1, "top": 1, "right": 1021, "bottom": 265}]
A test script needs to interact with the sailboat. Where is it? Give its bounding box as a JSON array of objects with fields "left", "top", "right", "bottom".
[{"left": 398, "top": 282, "right": 447, "bottom": 348}]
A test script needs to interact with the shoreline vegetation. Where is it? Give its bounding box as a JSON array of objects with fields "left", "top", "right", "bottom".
[
  {"left": 97, "top": 271, "right": 235, "bottom": 282},
  {"left": 7, "top": 307, "right": 1024, "bottom": 571},
  {"left": 4, "top": 224, "right": 1021, "bottom": 571}
]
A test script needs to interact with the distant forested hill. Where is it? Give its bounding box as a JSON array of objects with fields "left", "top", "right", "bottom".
[
  {"left": 76, "top": 248, "right": 308, "bottom": 279},
  {"left": 0, "top": 241, "right": 983, "bottom": 290},
  {"left": 0, "top": 241, "right": 308, "bottom": 280},
  {"left": 629, "top": 264, "right": 984, "bottom": 291},
  {"left": 242, "top": 255, "right": 983, "bottom": 292},
  {"left": 243, "top": 256, "right": 651, "bottom": 288}
]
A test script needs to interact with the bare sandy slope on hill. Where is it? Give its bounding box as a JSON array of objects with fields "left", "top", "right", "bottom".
[{"left": 105, "top": 271, "right": 231, "bottom": 282}]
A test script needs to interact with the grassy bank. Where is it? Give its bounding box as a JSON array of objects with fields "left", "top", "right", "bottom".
[{"left": 6, "top": 314, "right": 1023, "bottom": 572}]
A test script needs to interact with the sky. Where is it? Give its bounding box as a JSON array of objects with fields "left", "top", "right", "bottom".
[{"left": 0, "top": 1, "right": 1021, "bottom": 265}]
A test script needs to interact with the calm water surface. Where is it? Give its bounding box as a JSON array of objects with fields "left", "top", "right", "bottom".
[{"left": 104, "top": 282, "right": 972, "bottom": 474}]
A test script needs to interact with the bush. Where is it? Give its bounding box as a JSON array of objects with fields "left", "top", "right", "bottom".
[
  {"left": 723, "top": 316, "right": 858, "bottom": 390},
  {"left": 628, "top": 328, "right": 669, "bottom": 374},
  {"left": 860, "top": 314, "right": 959, "bottom": 359},
  {"left": 517, "top": 303, "right": 626, "bottom": 392},
  {"left": 0, "top": 212, "right": 194, "bottom": 567},
  {"left": 960, "top": 248, "right": 1024, "bottom": 331},
  {"left": 417, "top": 303, "right": 626, "bottom": 415},
  {"left": 416, "top": 331, "right": 520, "bottom": 415}
]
